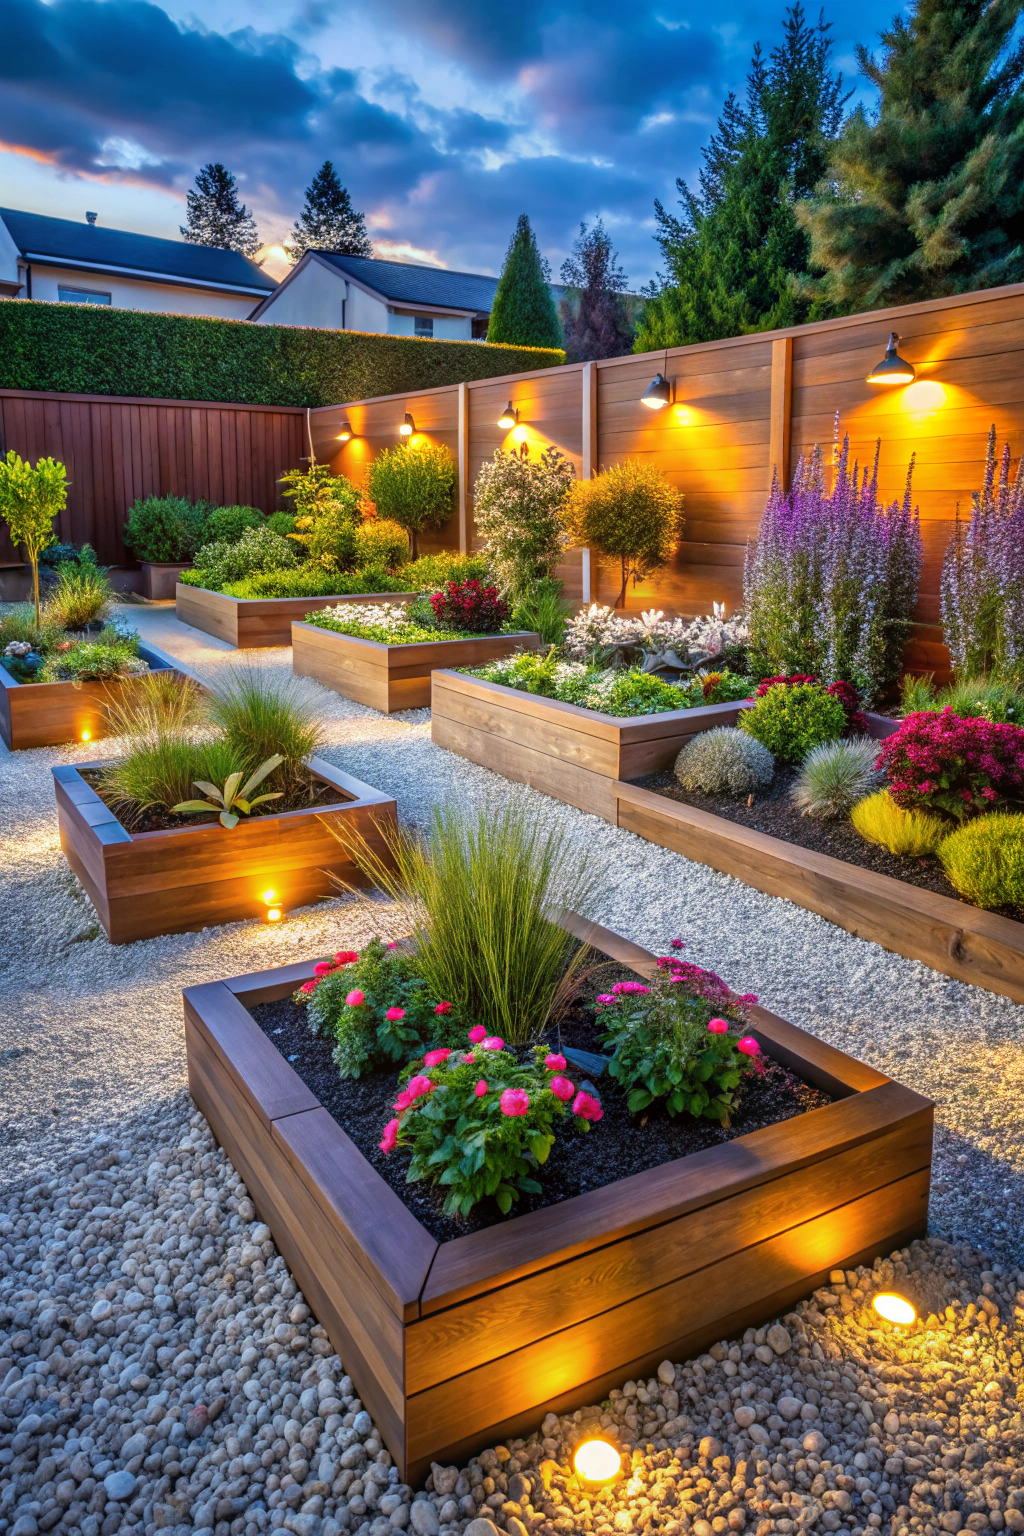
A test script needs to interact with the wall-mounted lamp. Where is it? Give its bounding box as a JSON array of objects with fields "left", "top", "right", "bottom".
[
  {"left": 641, "top": 372, "right": 673, "bottom": 410},
  {"left": 336, "top": 422, "right": 353, "bottom": 442},
  {"left": 497, "top": 401, "right": 519, "bottom": 429},
  {"left": 866, "top": 333, "right": 916, "bottom": 386},
  {"left": 399, "top": 412, "right": 415, "bottom": 437}
]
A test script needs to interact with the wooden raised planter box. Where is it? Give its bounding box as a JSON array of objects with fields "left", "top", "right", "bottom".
[
  {"left": 175, "top": 585, "right": 420, "bottom": 649},
  {"left": 53, "top": 756, "right": 397, "bottom": 944},
  {"left": 183, "top": 913, "right": 932, "bottom": 1484},
  {"left": 430, "top": 669, "right": 755, "bottom": 820},
  {"left": 0, "top": 642, "right": 185, "bottom": 752},
  {"left": 293, "top": 623, "right": 542, "bottom": 714},
  {"left": 142, "top": 562, "right": 191, "bottom": 600}
]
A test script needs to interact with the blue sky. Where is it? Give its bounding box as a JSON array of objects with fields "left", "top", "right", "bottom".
[{"left": 1, "top": 0, "right": 899, "bottom": 285}]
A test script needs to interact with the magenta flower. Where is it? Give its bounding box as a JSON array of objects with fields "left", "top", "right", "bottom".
[
  {"left": 474, "top": 1079, "right": 488, "bottom": 1097},
  {"left": 334, "top": 950, "right": 358, "bottom": 965},
  {"left": 406, "top": 1075, "right": 433, "bottom": 1100},
  {"left": 434, "top": 1001, "right": 452, "bottom": 1015},
  {"left": 544, "top": 1053, "right": 567, "bottom": 1072},
  {"left": 462, "top": 1052, "right": 476, "bottom": 1064},
  {"left": 500, "top": 1088, "right": 530, "bottom": 1116},
  {"left": 670, "top": 939, "right": 685, "bottom": 950},
  {"left": 482, "top": 1035, "right": 505, "bottom": 1052},
  {"left": 572, "top": 1090, "right": 603, "bottom": 1122},
  {"left": 393, "top": 1089, "right": 412, "bottom": 1113},
  {"left": 736, "top": 1037, "right": 760, "bottom": 1057},
  {"left": 595, "top": 993, "right": 616, "bottom": 1006},
  {"left": 345, "top": 989, "right": 365, "bottom": 1007},
  {"left": 384, "top": 1006, "right": 406, "bottom": 1022},
  {"left": 611, "top": 981, "right": 650, "bottom": 996},
  {"left": 423, "top": 1048, "right": 452, "bottom": 1069},
  {"left": 737, "top": 993, "right": 759, "bottom": 1005},
  {"left": 549, "top": 1075, "right": 575, "bottom": 1102},
  {"left": 299, "top": 979, "right": 317, "bottom": 994},
  {"left": 314, "top": 961, "right": 334, "bottom": 977},
  {"left": 468, "top": 1025, "right": 487, "bottom": 1044},
  {"left": 707, "top": 1017, "right": 729, "bottom": 1034},
  {"left": 379, "top": 1118, "right": 399, "bottom": 1154}
]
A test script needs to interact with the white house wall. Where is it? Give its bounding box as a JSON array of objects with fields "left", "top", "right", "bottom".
[
  {"left": 27, "top": 265, "right": 260, "bottom": 319},
  {"left": 385, "top": 310, "right": 472, "bottom": 341},
  {"left": 0, "top": 220, "right": 21, "bottom": 289},
  {"left": 254, "top": 262, "right": 389, "bottom": 333}
]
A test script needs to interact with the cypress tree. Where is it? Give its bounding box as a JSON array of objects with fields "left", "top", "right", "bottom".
[
  {"left": 559, "top": 220, "right": 634, "bottom": 362},
  {"left": 289, "top": 162, "right": 373, "bottom": 262},
  {"left": 800, "top": 0, "right": 1024, "bottom": 313},
  {"left": 487, "top": 215, "right": 563, "bottom": 350},
  {"left": 635, "top": 6, "right": 847, "bottom": 349},
  {"left": 180, "top": 163, "right": 259, "bottom": 256}
]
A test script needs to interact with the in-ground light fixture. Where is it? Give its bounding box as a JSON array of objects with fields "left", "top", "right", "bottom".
[
  {"left": 262, "top": 889, "right": 282, "bottom": 922},
  {"left": 640, "top": 372, "right": 673, "bottom": 410},
  {"left": 399, "top": 412, "right": 415, "bottom": 437},
  {"left": 80, "top": 728, "right": 92, "bottom": 742},
  {"left": 872, "top": 1292, "right": 916, "bottom": 1326},
  {"left": 497, "top": 401, "right": 519, "bottom": 429},
  {"left": 573, "top": 1440, "right": 622, "bottom": 1485},
  {"left": 866, "top": 333, "right": 916, "bottom": 386}
]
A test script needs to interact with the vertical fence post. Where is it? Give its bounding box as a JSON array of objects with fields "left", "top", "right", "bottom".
[
  {"left": 769, "top": 336, "right": 793, "bottom": 491},
  {"left": 581, "top": 362, "right": 598, "bottom": 603},
  {"left": 457, "top": 382, "right": 469, "bottom": 554}
]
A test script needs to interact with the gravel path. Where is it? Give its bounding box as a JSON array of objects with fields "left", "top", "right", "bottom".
[{"left": 2, "top": 603, "right": 1024, "bottom": 1535}]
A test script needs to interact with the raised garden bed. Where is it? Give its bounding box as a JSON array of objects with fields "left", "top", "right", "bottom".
[
  {"left": 183, "top": 912, "right": 932, "bottom": 1483},
  {"left": 175, "top": 585, "right": 420, "bottom": 650},
  {"left": 53, "top": 756, "right": 397, "bottom": 943},
  {"left": 0, "top": 641, "right": 185, "bottom": 752},
  {"left": 141, "top": 562, "right": 191, "bottom": 601},
  {"left": 430, "top": 669, "right": 756, "bottom": 820},
  {"left": 294, "top": 624, "right": 542, "bottom": 714}
]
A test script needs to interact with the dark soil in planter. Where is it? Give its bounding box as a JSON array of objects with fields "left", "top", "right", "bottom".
[
  {"left": 249, "top": 964, "right": 832, "bottom": 1243},
  {"left": 633, "top": 767, "right": 1024, "bottom": 924},
  {"left": 80, "top": 768, "right": 347, "bottom": 832}
]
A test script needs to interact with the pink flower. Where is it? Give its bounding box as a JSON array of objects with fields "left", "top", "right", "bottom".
[
  {"left": 334, "top": 950, "right": 358, "bottom": 964},
  {"left": 424, "top": 1048, "right": 452, "bottom": 1069},
  {"left": 345, "top": 989, "right": 365, "bottom": 1007},
  {"left": 737, "top": 1036, "right": 760, "bottom": 1057},
  {"left": 737, "top": 993, "right": 759, "bottom": 1005},
  {"left": 393, "top": 1090, "right": 412, "bottom": 1113},
  {"left": 595, "top": 993, "right": 616, "bottom": 1006},
  {"left": 386, "top": 942, "right": 399, "bottom": 950},
  {"left": 572, "top": 1090, "right": 603, "bottom": 1122},
  {"left": 385, "top": 1006, "right": 406, "bottom": 1022},
  {"left": 406, "top": 1075, "right": 433, "bottom": 1100},
  {"left": 611, "top": 981, "right": 650, "bottom": 996},
  {"left": 670, "top": 939, "right": 685, "bottom": 950},
  {"left": 314, "top": 961, "right": 335, "bottom": 977},
  {"left": 549, "top": 1075, "right": 575, "bottom": 1102},
  {"left": 544, "top": 1053, "right": 567, "bottom": 1072},
  {"left": 462, "top": 1053, "right": 476, "bottom": 1064},
  {"left": 474, "top": 1079, "right": 488, "bottom": 1097},
  {"left": 299, "top": 979, "right": 317, "bottom": 994},
  {"left": 468, "top": 1025, "right": 487, "bottom": 1043},
  {"left": 500, "top": 1088, "right": 530, "bottom": 1116},
  {"left": 482, "top": 1036, "right": 505, "bottom": 1051},
  {"left": 434, "top": 1001, "right": 452, "bottom": 1015},
  {"left": 707, "top": 1017, "right": 729, "bottom": 1034},
  {"left": 379, "top": 1118, "right": 399, "bottom": 1154}
]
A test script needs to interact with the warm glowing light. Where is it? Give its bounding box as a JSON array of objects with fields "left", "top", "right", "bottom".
[
  {"left": 574, "top": 1440, "right": 621, "bottom": 1484},
  {"left": 336, "top": 422, "right": 353, "bottom": 442},
  {"left": 902, "top": 381, "right": 945, "bottom": 411},
  {"left": 80, "top": 729, "right": 92, "bottom": 741},
  {"left": 866, "top": 332, "right": 916, "bottom": 385},
  {"left": 497, "top": 401, "right": 519, "bottom": 429},
  {"left": 641, "top": 372, "right": 672, "bottom": 409},
  {"left": 399, "top": 412, "right": 415, "bottom": 437},
  {"left": 262, "top": 889, "right": 278, "bottom": 905},
  {"left": 266, "top": 907, "right": 283, "bottom": 923},
  {"left": 512, "top": 423, "right": 528, "bottom": 444},
  {"left": 872, "top": 1292, "right": 916, "bottom": 1325}
]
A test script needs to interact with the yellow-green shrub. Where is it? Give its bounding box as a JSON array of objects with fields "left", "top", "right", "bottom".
[
  {"left": 938, "top": 814, "right": 1024, "bottom": 908},
  {"left": 354, "top": 518, "right": 409, "bottom": 571},
  {"left": 850, "top": 790, "right": 947, "bottom": 857}
]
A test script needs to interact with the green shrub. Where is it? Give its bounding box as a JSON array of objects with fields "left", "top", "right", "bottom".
[
  {"left": 305, "top": 939, "right": 457, "bottom": 1078},
  {"left": 472, "top": 448, "right": 575, "bottom": 602},
  {"left": 222, "top": 568, "right": 361, "bottom": 600},
  {"left": 354, "top": 518, "right": 409, "bottom": 571},
  {"left": 280, "top": 464, "right": 362, "bottom": 524},
  {"left": 123, "top": 496, "right": 210, "bottom": 563},
  {"left": 265, "top": 512, "right": 296, "bottom": 538},
  {"left": 302, "top": 506, "right": 359, "bottom": 571},
  {"left": 678, "top": 670, "right": 756, "bottom": 707},
  {"left": 675, "top": 727, "right": 775, "bottom": 796},
  {"left": 202, "top": 505, "right": 264, "bottom": 544},
  {"left": 367, "top": 442, "right": 457, "bottom": 558},
  {"left": 593, "top": 671, "right": 688, "bottom": 717},
  {"left": 791, "top": 739, "right": 883, "bottom": 819},
  {"left": 0, "top": 299, "right": 563, "bottom": 407},
  {"left": 850, "top": 790, "right": 948, "bottom": 857},
  {"left": 38, "top": 629, "right": 145, "bottom": 682},
  {"left": 562, "top": 459, "right": 683, "bottom": 608},
  {"left": 939, "top": 814, "right": 1024, "bottom": 908},
  {"left": 42, "top": 562, "right": 113, "bottom": 631},
  {"left": 191, "top": 526, "right": 297, "bottom": 590},
  {"left": 400, "top": 551, "right": 489, "bottom": 590},
  {"left": 740, "top": 682, "right": 847, "bottom": 764},
  {"left": 510, "top": 578, "right": 571, "bottom": 646}
]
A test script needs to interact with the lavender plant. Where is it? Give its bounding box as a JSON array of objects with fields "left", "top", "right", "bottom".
[
  {"left": 744, "top": 434, "right": 922, "bottom": 706},
  {"left": 941, "top": 427, "right": 1024, "bottom": 687}
]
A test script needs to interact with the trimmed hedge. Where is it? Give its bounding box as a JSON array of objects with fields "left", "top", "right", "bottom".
[{"left": 0, "top": 300, "right": 564, "bottom": 407}]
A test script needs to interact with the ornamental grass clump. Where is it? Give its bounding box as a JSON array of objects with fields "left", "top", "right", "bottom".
[
  {"left": 939, "top": 815, "right": 1024, "bottom": 910},
  {"left": 941, "top": 427, "right": 1024, "bottom": 688},
  {"left": 378, "top": 1029, "right": 602, "bottom": 1217},
  {"left": 599, "top": 944, "right": 761, "bottom": 1120},
  {"left": 792, "top": 739, "right": 883, "bottom": 819},
  {"left": 901, "top": 672, "right": 1024, "bottom": 725},
  {"left": 875, "top": 709, "right": 1024, "bottom": 821},
  {"left": 850, "top": 790, "right": 948, "bottom": 857},
  {"left": 206, "top": 665, "right": 326, "bottom": 792},
  {"left": 43, "top": 560, "right": 113, "bottom": 632},
  {"left": 740, "top": 681, "right": 847, "bottom": 764},
  {"left": 674, "top": 728, "right": 775, "bottom": 797},
  {"left": 744, "top": 435, "right": 922, "bottom": 705}
]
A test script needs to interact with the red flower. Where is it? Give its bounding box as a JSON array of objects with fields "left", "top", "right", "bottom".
[
  {"left": 423, "top": 1048, "right": 451, "bottom": 1069},
  {"left": 433, "top": 1001, "right": 452, "bottom": 1015},
  {"left": 334, "top": 950, "right": 358, "bottom": 964},
  {"left": 313, "top": 961, "right": 334, "bottom": 977},
  {"left": 500, "top": 1088, "right": 530, "bottom": 1116}
]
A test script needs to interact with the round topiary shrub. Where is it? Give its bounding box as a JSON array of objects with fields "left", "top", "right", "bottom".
[
  {"left": 123, "top": 495, "right": 209, "bottom": 563},
  {"left": 202, "top": 504, "right": 264, "bottom": 544},
  {"left": 354, "top": 517, "right": 410, "bottom": 571},
  {"left": 791, "top": 739, "right": 882, "bottom": 820},
  {"left": 674, "top": 727, "right": 775, "bottom": 796},
  {"left": 938, "top": 813, "right": 1024, "bottom": 908},
  {"left": 740, "top": 681, "right": 847, "bottom": 764}
]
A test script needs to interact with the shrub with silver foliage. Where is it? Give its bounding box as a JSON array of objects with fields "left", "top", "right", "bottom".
[
  {"left": 791, "top": 737, "right": 883, "bottom": 819},
  {"left": 675, "top": 727, "right": 775, "bottom": 796}
]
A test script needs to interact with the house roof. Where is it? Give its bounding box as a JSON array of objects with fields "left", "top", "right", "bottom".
[
  {"left": 0, "top": 208, "right": 277, "bottom": 296},
  {"left": 315, "top": 252, "right": 500, "bottom": 314}
]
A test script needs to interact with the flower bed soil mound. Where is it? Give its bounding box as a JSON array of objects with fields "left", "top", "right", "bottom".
[
  {"left": 81, "top": 768, "right": 347, "bottom": 832},
  {"left": 250, "top": 964, "right": 830, "bottom": 1243},
  {"left": 634, "top": 767, "right": 1024, "bottom": 923}
]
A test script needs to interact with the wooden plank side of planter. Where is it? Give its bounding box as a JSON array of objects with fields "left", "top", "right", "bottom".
[
  {"left": 404, "top": 1167, "right": 929, "bottom": 1473},
  {"left": 175, "top": 585, "right": 420, "bottom": 650},
  {"left": 614, "top": 780, "right": 1024, "bottom": 1005},
  {"left": 0, "top": 643, "right": 184, "bottom": 751}
]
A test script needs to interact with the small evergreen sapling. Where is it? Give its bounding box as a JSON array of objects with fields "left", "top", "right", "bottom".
[{"left": 487, "top": 214, "right": 563, "bottom": 351}]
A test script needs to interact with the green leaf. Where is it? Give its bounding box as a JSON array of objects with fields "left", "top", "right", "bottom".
[
  {"left": 495, "top": 1187, "right": 513, "bottom": 1215},
  {"left": 219, "top": 811, "right": 239, "bottom": 829},
  {"left": 239, "top": 753, "right": 286, "bottom": 800},
  {"left": 627, "top": 1088, "right": 653, "bottom": 1113},
  {"left": 171, "top": 799, "right": 218, "bottom": 815},
  {"left": 192, "top": 780, "right": 224, "bottom": 803}
]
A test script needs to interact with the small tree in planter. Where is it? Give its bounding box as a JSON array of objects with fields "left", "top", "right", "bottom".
[
  {"left": 0, "top": 451, "right": 68, "bottom": 624},
  {"left": 473, "top": 447, "right": 575, "bottom": 603},
  {"left": 367, "top": 442, "right": 456, "bottom": 559},
  {"left": 562, "top": 460, "right": 683, "bottom": 609}
]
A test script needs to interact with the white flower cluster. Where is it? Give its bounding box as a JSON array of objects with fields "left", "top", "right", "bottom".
[
  {"left": 321, "top": 601, "right": 411, "bottom": 629},
  {"left": 562, "top": 603, "right": 750, "bottom": 666}
]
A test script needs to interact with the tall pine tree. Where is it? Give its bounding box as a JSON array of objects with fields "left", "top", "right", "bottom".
[
  {"left": 800, "top": 0, "right": 1024, "bottom": 313},
  {"left": 289, "top": 162, "right": 373, "bottom": 262},
  {"left": 180, "top": 164, "right": 259, "bottom": 256},
  {"left": 487, "top": 214, "right": 563, "bottom": 350},
  {"left": 635, "top": 6, "right": 847, "bottom": 349},
  {"left": 559, "top": 220, "right": 634, "bottom": 362}
]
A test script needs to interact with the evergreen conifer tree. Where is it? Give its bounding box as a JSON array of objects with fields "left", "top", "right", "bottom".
[
  {"left": 487, "top": 214, "right": 563, "bottom": 350},
  {"left": 635, "top": 6, "right": 847, "bottom": 349},
  {"left": 800, "top": 0, "right": 1024, "bottom": 313},
  {"left": 180, "top": 163, "right": 259, "bottom": 256},
  {"left": 559, "top": 220, "right": 634, "bottom": 362},
  {"left": 288, "top": 162, "right": 373, "bottom": 262}
]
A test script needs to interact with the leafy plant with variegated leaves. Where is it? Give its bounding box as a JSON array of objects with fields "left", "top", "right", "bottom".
[{"left": 172, "top": 753, "right": 284, "bottom": 829}]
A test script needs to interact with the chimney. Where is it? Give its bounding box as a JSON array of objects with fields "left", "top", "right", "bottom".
[{"left": 86, "top": 212, "right": 97, "bottom": 225}]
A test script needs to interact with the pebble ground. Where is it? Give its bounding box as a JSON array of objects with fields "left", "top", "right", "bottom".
[{"left": 2, "top": 603, "right": 1024, "bottom": 1536}]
